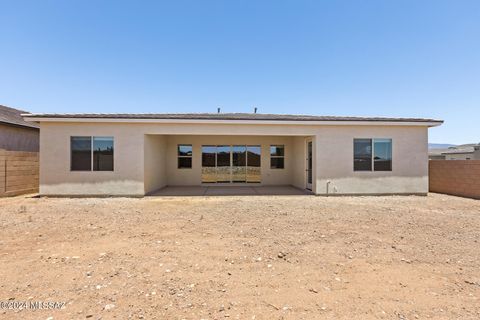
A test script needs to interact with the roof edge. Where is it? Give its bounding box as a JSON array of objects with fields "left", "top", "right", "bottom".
[
  {"left": 21, "top": 113, "right": 444, "bottom": 124},
  {"left": 22, "top": 115, "right": 443, "bottom": 127}
]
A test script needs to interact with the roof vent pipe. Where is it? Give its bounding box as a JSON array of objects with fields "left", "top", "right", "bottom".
[
  {"left": 254, "top": 107, "right": 257, "bottom": 114},
  {"left": 217, "top": 107, "right": 221, "bottom": 113}
]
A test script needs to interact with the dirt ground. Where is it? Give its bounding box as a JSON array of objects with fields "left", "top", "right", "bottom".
[{"left": 0, "top": 193, "right": 479, "bottom": 320}]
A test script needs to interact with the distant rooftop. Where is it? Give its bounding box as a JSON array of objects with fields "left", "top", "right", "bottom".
[
  {"left": 23, "top": 112, "right": 443, "bottom": 124},
  {"left": 0, "top": 105, "right": 39, "bottom": 129},
  {"left": 441, "top": 144, "right": 480, "bottom": 155}
]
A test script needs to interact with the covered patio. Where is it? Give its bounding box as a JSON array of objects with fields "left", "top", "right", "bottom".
[
  {"left": 144, "top": 134, "right": 315, "bottom": 194},
  {"left": 148, "top": 185, "right": 313, "bottom": 196}
]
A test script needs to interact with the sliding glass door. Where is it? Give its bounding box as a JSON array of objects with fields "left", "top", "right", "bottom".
[
  {"left": 201, "top": 145, "right": 261, "bottom": 183},
  {"left": 232, "top": 145, "right": 247, "bottom": 183},
  {"left": 246, "top": 146, "right": 261, "bottom": 183},
  {"left": 216, "top": 145, "right": 231, "bottom": 183},
  {"left": 201, "top": 146, "right": 216, "bottom": 183}
]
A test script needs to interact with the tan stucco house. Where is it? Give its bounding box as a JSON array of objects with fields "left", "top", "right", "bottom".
[{"left": 23, "top": 113, "right": 442, "bottom": 196}]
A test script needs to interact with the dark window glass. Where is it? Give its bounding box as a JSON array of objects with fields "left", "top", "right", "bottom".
[
  {"left": 270, "top": 157, "right": 284, "bottom": 169},
  {"left": 201, "top": 146, "right": 216, "bottom": 167},
  {"left": 374, "top": 139, "right": 392, "bottom": 171},
  {"left": 216, "top": 146, "right": 231, "bottom": 167},
  {"left": 93, "top": 137, "right": 114, "bottom": 171},
  {"left": 178, "top": 157, "right": 192, "bottom": 169},
  {"left": 71, "top": 137, "right": 92, "bottom": 171},
  {"left": 270, "top": 145, "right": 284, "bottom": 156},
  {"left": 232, "top": 145, "right": 247, "bottom": 183},
  {"left": 232, "top": 145, "right": 246, "bottom": 166},
  {"left": 247, "top": 146, "right": 261, "bottom": 167},
  {"left": 354, "top": 139, "right": 372, "bottom": 171},
  {"left": 178, "top": 145, "right": 192, "bottom": 156},
  {"left": 270, "top": 145, "right": 285, "bottom": 169},
  {"left": 307, "top": 141, "right": 312, "bottom": 184},
  {"left": 201, "top": 146, "right": 216, "bottom": 183},
  {"left": 216, "top": 145, "right": 231, "bottom": 183},
  {"left": 177, "top": 144, "right": 192, "bottom": 168},
  {"left": 246, "top": 145, "right": 261, "bottom": 183}
]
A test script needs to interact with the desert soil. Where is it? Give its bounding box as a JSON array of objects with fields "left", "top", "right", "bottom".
[{"left": 0, "top": 193, "right": 479, "bottom": 320}]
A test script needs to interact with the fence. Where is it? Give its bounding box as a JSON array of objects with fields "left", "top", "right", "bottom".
[
  {"left": 0, "top": 149, "right": 39, "bottom": 197},
  {"left": 429, "top": 160, "right": 480, "bottom": 199}
]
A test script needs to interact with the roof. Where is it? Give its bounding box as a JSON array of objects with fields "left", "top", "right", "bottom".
[
  {"left": 441, "top": 146, "right": 478, "bottom": 155},
  {"left": 0, "top": 105, "right": 39, "bottom": 129},
  {"left": 22, "top": 112, "right": 443, "bottom": 124}
]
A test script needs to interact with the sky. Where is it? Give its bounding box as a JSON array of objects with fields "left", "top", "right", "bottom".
[{"left": 0, "top": 1, "right": 479, "bottom": 144}]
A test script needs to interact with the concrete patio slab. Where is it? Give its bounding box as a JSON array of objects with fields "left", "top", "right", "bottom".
[{"left": 148, "top": 185, "right": 312, "bottom": 196}]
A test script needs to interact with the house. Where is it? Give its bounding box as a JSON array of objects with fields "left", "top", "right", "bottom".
[
  {"left": 428, "top": 149, "right": 447, "bottom": 160},
  {"left": 0, "top": 105, "right": 39, "bottom": 152},
  {"left": 22, "top": 112, "right": 442, "bottom": 196},
  {"left": 1, "top": 105, "right": 40, "bottom": 196},
  {"left": 441, "top": 144, "right": 480, "bottom": 160}
]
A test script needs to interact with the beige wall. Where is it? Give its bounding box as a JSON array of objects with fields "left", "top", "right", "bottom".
[
  {"left": 40, "top": 122, "right": 145, "bottom": 196},
  {"left": 314, "top": 125, "right": 428, "bottom": 195},
  {"left": 164, "top": 135, "right": 298, "bottom": 187},
  {"left": 38, "top": 121, "right": 430, "bottom": 196},
  {"left": 144, "top": 135, "right": 167, "bottom": 194}
]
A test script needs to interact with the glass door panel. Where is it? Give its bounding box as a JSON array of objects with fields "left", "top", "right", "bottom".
[
  {"left": 306, "top": 141, "right": 312, "bottom": 190},
  {"left": 216, "top": 145, "right": 231, "bottom": 183},
  {"left": 201, "top": 146, "right": 216, "bottom": 183},
  {"left": 246, "top": 145, "right": 261, "bottom": 183},
  {"left": 232, "top": 145, "right": 246, "bottom": 183}
]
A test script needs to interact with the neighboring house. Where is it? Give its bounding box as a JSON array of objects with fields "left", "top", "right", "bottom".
[
  {"left": 0, "top": 105, "right": 39, "bottom": 151},
  {"left": 442, "top": 145, "right": 480, "bottom": 160},
  {"left": 23, "top": 113, "right": 442, "bottom": 196},
  {"left": 428, "top": 151, "right": 446, "bottom": 160}
]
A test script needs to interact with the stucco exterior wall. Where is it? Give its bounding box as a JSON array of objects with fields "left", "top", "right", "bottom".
[
  {"left": 40, "top": 122, "right": 145, "bottom": 196},
  {"left": 164, "top": 135, "right": 296, "bottom": 187},
  {"left": 0, "top": 123, "right": 39, "bottom": 152},
  {"left": 38, "top": 121, "right": 430, "bottom": 196},
  {"left": 144, "top": 135, "right": 167, "bottom": 194},
  {"left": 314, "top": 125, "right": 429, "bottom": 195},
  {"left": 291, "top": 136, "right": 310, "bottom": 190}
]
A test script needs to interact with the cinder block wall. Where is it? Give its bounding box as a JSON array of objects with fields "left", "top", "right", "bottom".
[
  {"left": 0, "top": 149, "right": 39, "bottom": 197},
  {"left": 429, "top": 160, "right": 480, "bottom": 199}
]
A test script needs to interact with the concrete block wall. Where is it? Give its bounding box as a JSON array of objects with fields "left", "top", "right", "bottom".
[{"left": 429, "top": 160, "right": 480, "bottom": 199}]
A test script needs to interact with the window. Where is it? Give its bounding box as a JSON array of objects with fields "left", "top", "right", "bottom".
[
  {"left": 373, "top": 139, "right": 392, "bottom": 171},
  {"left": 354, "top": 139, "right": 392, "bottom": 172},
  {"left": 93, "top": 137, "right": 114, "bottom": 171},
  {"left": 71, "top": 137, "right": 92, "bottom": 171},
  {"left": 71, "top": 136, "right": 114, "bottom": 171},
  {"left": 178, "top": 144, "right": 192, "bottom": 168},
  {"left": 270, "top": 145, "right": 285, "bottom": 169}
]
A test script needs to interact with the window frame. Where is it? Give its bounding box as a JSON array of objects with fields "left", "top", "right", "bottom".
[
  {"left": 93, "top": 136, "right": 115, "bottom": 172},
  {"left": 270, "top": 145, "right": 285, "bottom": 169},
  {"left": 373, "top": 138, "right": 392, "bottom": 171},
  {"left": 70, "top": 136, "right": 114, "bottom": 172},
  {"left": 353, "top": 138, "right": 392, "bottom": 172},
  {"left": 177, "top": 144, "right": 193, "bottom": 169},
  {"left": 70, "top": 136, "right": 92, "bottom": 172}
]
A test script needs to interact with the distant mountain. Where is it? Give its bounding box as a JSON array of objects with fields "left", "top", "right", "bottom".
[{"left": 428, "top": 143, "right": 456, "bottom": 149}]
